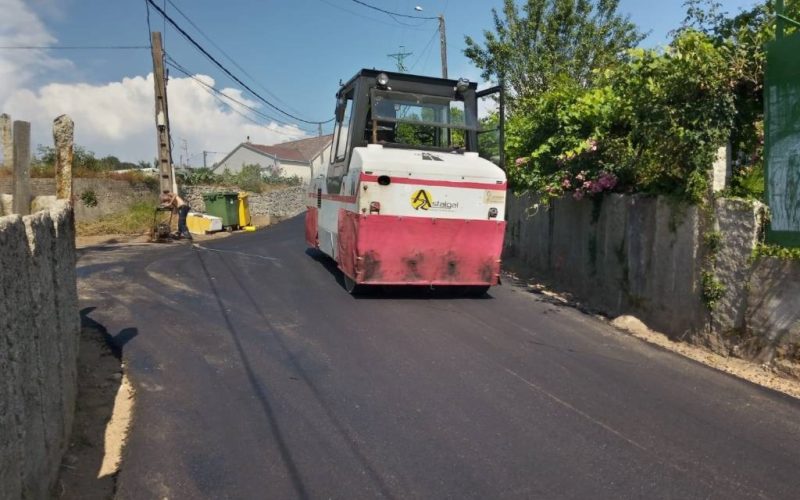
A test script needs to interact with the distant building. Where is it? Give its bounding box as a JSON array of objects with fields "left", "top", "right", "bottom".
[{"left": 214, "top": 135, "right": 333, "bottom": 185}]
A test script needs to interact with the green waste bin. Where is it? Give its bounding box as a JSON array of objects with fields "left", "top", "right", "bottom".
[{"left": 202, "top": 192, "right": 240, "bottom": 229}]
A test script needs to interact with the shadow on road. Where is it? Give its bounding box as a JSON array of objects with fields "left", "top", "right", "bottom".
[
  {"left": 55, "top": 308, "right": 133, "bottom": 498},
  {"left": 304, "top": 248, "right": 496, "bottom": 300}
]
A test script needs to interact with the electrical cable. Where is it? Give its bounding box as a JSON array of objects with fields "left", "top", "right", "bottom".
[
  {"left": 316, "top": 0, "right": 427, "bottom": 29},
  {"left": 349, "top": 0, "right": 437, "bottom": 19},
  {"left": 165, "top": 59, "right": 316, "bottom": 137},
  {"left": 408, "top": 26, "right": 439, "bottom": 72},
  {"left": 164, "top": 0, "right": 305, "bottom": 116},
  {"left": 144, "top": 0, "right": 153, "bottom": 47},
  {"left": 194, "top": 83, "right": 309, "bottom": 140},
  {"left": 0, "top": 45, "right": 149, "bottom": 50},
  {"left": 145, "top": 0, "right": 333, "bottom": 125}
]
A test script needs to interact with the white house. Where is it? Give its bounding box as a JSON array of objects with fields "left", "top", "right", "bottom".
[{"left": 214, "top": 135, "right": 333, "bottom": 185}]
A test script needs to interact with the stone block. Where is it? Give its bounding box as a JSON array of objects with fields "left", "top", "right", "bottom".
[
  {"left": 50, "top": 201, "right": 79, "bottom": 442},
  {"left": 23, "top": 210, "right": 64, "bottom": 478},
  {"left": 747, "top": 258, "right": 800, "bottom": 362},
  {"left": 0, "top": 214, "right": 25, "bottom": 499}
]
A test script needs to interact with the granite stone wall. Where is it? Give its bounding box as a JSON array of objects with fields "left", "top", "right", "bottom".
[{"left": 0, "top": 201, "right": 79, "bottom": 498}]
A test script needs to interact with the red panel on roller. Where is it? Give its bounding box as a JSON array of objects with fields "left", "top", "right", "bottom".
[
  {"left": 304, "top": 207, "right": 319, "bottom": 248},
  {"left": 336, "top": 211, "right": 505, "bottom": 286}
]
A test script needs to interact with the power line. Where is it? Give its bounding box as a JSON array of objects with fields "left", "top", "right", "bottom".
[
  {"left": 164, "top": 0, "right": 305, "bottom": 116},
  {"left": 166, "top": 58, "right": 301, "bottom": 128},
  {"left": 144, "top": 0, "right": 153, "bottom": 47},
  {"left": 145, "top": 0, "right": 333, "bottom": 125},
  {"left": 349, "top": 0, "right": 437, "bottom": 20},
  {"left": 165, "top": 59, "right": 316, "bottom": 137},
  {"left": 0, "top": 45, "right": 149, "bottom": 50},
  {"left": 408, "top": 27, "right": 440, "bottom": 72},
  {"left": 316, "top": 0, "right": 428, "bottom": 29}
]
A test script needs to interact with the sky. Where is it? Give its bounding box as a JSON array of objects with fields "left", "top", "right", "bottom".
[{"left": 0, "top": 0, "right": 762, "bottom": 164}]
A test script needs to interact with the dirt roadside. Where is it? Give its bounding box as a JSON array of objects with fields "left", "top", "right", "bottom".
[{"left": 54, "top": 320, "right": 132, "bottom": 499}]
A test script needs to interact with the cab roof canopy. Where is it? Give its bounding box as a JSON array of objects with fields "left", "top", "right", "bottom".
[{"left": 338, "top": 69, "right": 478, "bottom": 98}]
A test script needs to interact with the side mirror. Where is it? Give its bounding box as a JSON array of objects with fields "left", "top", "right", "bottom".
[{"left": 335, "top": 97, "right": 346, "bottom": 123}]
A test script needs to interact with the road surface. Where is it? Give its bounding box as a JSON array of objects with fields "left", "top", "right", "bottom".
[{"left": 77, "top": 216, "right": 800, "bottom": 499}]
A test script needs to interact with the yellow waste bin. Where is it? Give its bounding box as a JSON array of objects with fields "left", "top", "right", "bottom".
[{"left": 238, "top": 192, "right": 252, "bottom": 228}]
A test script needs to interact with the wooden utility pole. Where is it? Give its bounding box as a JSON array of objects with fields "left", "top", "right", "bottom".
[
  {"left": 150, "top": 31, "right": 175, "bottom": 195},
  {"left": 438, "top": 14, "right": 448, "bottom": 79}
]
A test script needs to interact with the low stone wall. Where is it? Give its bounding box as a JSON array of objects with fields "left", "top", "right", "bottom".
[
  {"left": 0, "top": 178, "right": 157, "bottom": 222},
  {"left": 182, "top": 185, "right": 307, "bottom": 219},
  {"left": 505, "top": 193, "right": 707, "bottom": 337},
  {"left": 0, "top": 201, "right": 80, "bottom": 498},
  {"left": 746, "top": 258, "right": 800, "bottom": 374},
  {"left": 505, "top": 192, "right": 800, "bottom": 369}
]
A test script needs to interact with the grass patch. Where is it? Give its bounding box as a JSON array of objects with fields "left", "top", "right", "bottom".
[{"left": 76, "top": 201, "right": 155, "bottom": 236}]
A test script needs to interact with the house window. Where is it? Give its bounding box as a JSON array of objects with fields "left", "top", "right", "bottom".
[{"left": 333, "top": 95, "right": 353, "bottom": 163}]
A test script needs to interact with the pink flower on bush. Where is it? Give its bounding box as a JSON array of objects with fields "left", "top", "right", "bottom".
[
  {"left": 576, "top": 171, "right": 586, "bottom": 182},
  {"left": 596, "top": 171, "right": 618, "bottom": 191},
  {"left": 588, "top": 139, "right": 598, "bottom": 152},
  {"left": 573, "top": 190, "right": 585, "bottom": 201},
  {"left": 515, "top": 157, "right": 529, "bottom": 166},
  {"left": 562, "top": 178, "right": 572, "bottom": 189}
]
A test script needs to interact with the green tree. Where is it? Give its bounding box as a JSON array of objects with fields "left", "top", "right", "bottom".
[
  {"left": 464, "top": 0, "right": 643, "bottom": 101},
  {"left": 675, "top": 0, "right": 800, "bottom": 199}
]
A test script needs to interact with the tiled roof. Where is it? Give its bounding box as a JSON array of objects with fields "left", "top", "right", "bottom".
[{"left": 246, "top": 134, "right": 333, "bottom": 163}]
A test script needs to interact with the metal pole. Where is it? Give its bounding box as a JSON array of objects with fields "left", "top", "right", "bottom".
[
  {"left": 438, "top": 14, "right": 448, "bottom": 79},
  {"left": 777, "top": 0, "right": 785, "bottom": 38},
  {"left": 203, "top": 151, "right": 208, "bottom": 169},
  {"left": 499, "top": 75, "right": 505, "bottom": 170},
  {"left": 151, "top": 31, "right": 174, "bottom": 195}
]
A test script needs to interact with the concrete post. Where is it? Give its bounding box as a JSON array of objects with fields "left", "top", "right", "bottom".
[
  {"left": 53, "top": 115, "right": 74, "bottom": 201},
  {"left": 0, "top": 113, "right": 12, "bottom": 170},
  {"left": 711, "top": 143, "right": 732, "bottom": 193},
  {"left": 12, "top": 121, "right": 31, "bottom": 215}
]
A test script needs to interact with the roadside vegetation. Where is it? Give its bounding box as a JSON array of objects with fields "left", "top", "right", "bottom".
[
  {"left": 465, "top": 0, "right": 798, "bottom": 204},
  {"left": 76, "top": 201, "right": 154, "bottom": 236},
  {"left": 0, "top": 144, "right": 160, "bottom": 190},
  {"left": 177, "top": 164, "right": 302, "bottom": 193}
]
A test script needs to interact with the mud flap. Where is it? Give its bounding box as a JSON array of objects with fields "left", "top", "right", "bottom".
[{"left": 304, "top": 207, "right": 319, "bottom": 248}]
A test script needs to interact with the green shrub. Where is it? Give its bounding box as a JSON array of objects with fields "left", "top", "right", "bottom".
[
  {"left": 506, "top": 30, "right": 737, "bottom": 204},
  {"left": 80, "top": 189, "right": 98, "bottom": 207}
]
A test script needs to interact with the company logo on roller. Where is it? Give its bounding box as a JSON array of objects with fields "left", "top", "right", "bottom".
[
  {"left": 411, "top": 189, "right": 459, "bottom": 211},
  {"left": 411, "top": 189, "right": 433, "bottom": 210}
]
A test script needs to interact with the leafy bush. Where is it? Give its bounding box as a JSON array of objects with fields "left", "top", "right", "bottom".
[
  {"left": 235, "top": 164, "right": 265, "bottom": 193},
  {"left": 80, "top": 189, "right": 98, "bottom": 207},
  {"left": 179, "top": 164, "right": 302, "bottom": 190},
  {"left": 505, "top": 30, "right": 737, "bottom": 203},
  {"left": 178, "top": 167, "right": 221, "bottom": 186}
]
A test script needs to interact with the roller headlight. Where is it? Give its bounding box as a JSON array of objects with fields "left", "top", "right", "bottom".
[
  {"left": 377, "top": 72, "right": 390, "bottom": 87},
  {"left": 456, "top": 77, "right": 470, "bottom": 93}
]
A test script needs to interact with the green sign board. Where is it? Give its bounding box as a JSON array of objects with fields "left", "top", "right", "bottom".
[{"left": 765, "top": 31, "right": 800, "bottom": 246}]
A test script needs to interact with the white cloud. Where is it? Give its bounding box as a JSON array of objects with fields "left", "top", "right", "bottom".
[
  {"left": 4, "top": 73, "right": 309, "bottom": 164},
  {"left": 0, "top": 0, "right": 72, "bottom": 105},
  {"left": 0, "top": 0, "right": 308, "bottom": 164}
]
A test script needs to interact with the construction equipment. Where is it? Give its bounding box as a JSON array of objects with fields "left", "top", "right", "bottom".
[
  {"left": 150, "top": 206, "right": 174, "bottom": 242},
  {"left": 306, "top": 69, "right": 506, "bottom": 294}
]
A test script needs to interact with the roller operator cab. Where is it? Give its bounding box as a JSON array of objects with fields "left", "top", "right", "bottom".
[{"left": 306, "top": 69, "right": 506, "bottom": 293}]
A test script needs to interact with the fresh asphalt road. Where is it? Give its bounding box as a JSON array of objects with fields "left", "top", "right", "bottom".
[{"left": 77, "top": 216, "right": 800, "bottom": 499}]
